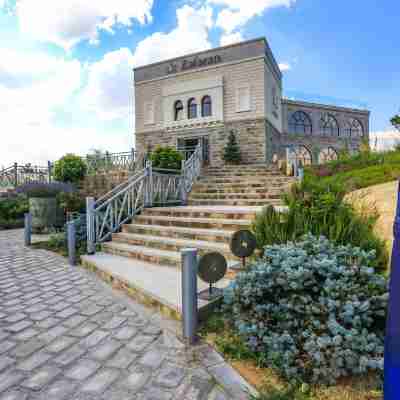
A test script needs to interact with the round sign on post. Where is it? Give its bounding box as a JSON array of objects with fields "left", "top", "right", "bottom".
[
  {"left": 230, "top": 230, "right": 257, "bottom": 268},
  {"left": 197, "top": 252, "right": 227, "bottom": 300}
]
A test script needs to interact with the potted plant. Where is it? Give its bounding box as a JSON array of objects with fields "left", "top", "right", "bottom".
[{"left": 16, "top": 182, "right": 74, "bottom": 232}]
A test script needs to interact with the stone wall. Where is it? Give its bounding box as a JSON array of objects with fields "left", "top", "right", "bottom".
[
  {"left": 80, "top": 170, "right": 130, "bottom": 199},
  {"left": 136, "top": 118, "right": 268, "bottom": 166}
]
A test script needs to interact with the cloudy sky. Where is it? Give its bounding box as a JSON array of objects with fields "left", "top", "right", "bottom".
[{"left": 0, "top": 0, "right": 399, "bottom": 166}]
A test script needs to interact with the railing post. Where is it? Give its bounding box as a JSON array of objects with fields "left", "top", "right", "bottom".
[
  {"left": 86, "top": 197, "right": 96, "bottom": 255},
  {"left": 181, "top": 248, "right": 198, "bottom": 345},
  {"left": 145, "top": 160, "right": 153, "bottom": 207},
  {"left": 24, "top": 213, "right": 32, "bottom": 246},
  {"left": 67, "top": 221, "right": 77, "bottom": 266},
  {"left": 47, "top": 161, "right": 52, "bottom": 183},
  {"left": 13, "top": 162, "right": 18, "bottom": 187},
  {"left": 180, "top": 159, "right": 187, "bottom": 206}
]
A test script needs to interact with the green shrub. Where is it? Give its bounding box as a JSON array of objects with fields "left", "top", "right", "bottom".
[
  {"left": 53, "top": 154, "right": 87, "bottom": 184},
  {"left": 252, "top": 180, "right": 388, "bottom": 270},
  {"left": 150, "top": 146, "right": 183, "bottom": 170},
  {"left": 223, "top": 235, "right": 387, "bottom": 385},
  {"left": 57, "top": 192, "right": 86, "bottom": 214},
  {"left": 223, "top": 130, "right": 241, "bottom": 164},
  {"left": 0, "top": 196, "right": 28, "bottom": 229}
]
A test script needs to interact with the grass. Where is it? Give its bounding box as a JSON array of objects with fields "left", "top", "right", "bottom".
[
  {"left": 199, "top": 314, "right": 383, "bottom": 400},
  {"left": 306, "top": 149, "right": 400, "bottom": 192}
]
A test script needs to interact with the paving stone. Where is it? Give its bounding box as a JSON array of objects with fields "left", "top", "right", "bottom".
[
  {"left": 13, "top": 328, "right": 39, "bottom": 341},
  {"left": 182, "top": 375, "right": 215, "bottom": 400},
  {"left": 155, "top": 363, "right": 185, "bottom": 388},
  {"left": 79, "top": 330, "right": 109, "bottom": 348},
  {"left": 0, "top": 370, "right": 25, "bottom": 393},
  {"left": 16, "top": 350, "right": 52, "bottom": 371},
  {"left": 103, "top": 316, "right": 127, "bottom": 330},
  {"left": 126, "top": 335, "right": 156, "bottom": 352},
  {"left": 0, "top": 341, "right": 16, "bottom": 355},
  {"left": 4, "top": 320, "right": 32, "bottom": 333},
  {"left": 120, "top": 367, "right": 151, "bottom": 392},
  {"left": 54, "top": 345, "right": 87, "bottom": 366},
  {"left": 4, "top": 313, "right": 26, "bottom": 324},
  {"left": 138, "top": 349, "right": 166, "bottom": 369},
  {"left": 30, "top": 311, "right": 52, "bottom": 321},
  {"left": 106, "top": 348, "right": 139, "bottom": 369},
  {"left": 91, "top": 339, "right": 122, "bottom": 361},
  {"left": 69, "top": 323, "right": 97, "bottom": 338},
  {"left": 37, "top": 318, "right": 60, "bottom": 330},
  {"left": 62, "top": 315, "right": 87, "bottom": 328},
  {"left": 10, "top": 339, "right": 45, "bottom": 358},
  {"left": 142, "top": 324, "right": 162, "bottom": 336},
  {"left": 21, "top": 365, "right": 61, "bottom": 391},
  {"left": 46, "top": 336, "right": 76, "bottom": 353},
  {"left": 0, "top": 332, "right": 9, "bottom": 342},
  {"left": 39, "top": 379, "right": 78, "bottom": 400},
  {"left": 79, "top": 305, "right": 103, "bottom": 317},
  {"left": 137, "top": 387, "right": 173, "bottom": 400},
  {"left": 113, "top": 326, "right": 138, "bottom": 341},
  {"left": 37, "top": 325, "right": 68, "bottom": 343},
  {"left": 0, "top": 389, "right": 28, "bottom": 400},
  {"left": 0, "top": 357, "right": 14, "bottom": 373},
  {"left": 64, "top": 359, "right": 101, "bottom": 381},
  {"left": 56, "top": 307, "right": 79, "bottom": 319},
  {"left": 80, "top": 368, "right": 120, "bottom": 393}
]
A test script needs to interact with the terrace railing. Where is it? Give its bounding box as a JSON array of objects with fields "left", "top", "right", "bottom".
[
  {"left": 0, "top": 163, "right": 52, "bottom": 188},
  {"left": 84, "top": 150, "right": 138, "bottom": 174},
  {"left": 86, "top": 142, "right": 203, "bottom": 252}
]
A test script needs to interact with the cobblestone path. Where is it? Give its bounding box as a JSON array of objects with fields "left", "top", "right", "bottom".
[{"left": 0, "top": 230, "right": 238, "bottom": 399}]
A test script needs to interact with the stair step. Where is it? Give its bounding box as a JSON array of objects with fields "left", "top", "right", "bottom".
[
  {"left": 112, "top": 233, "right": 235, "bottom": 260},
  {"left": 134, "top": 215, "right": 252, "bottom": 231},
  {"left": 191, "top": 187, "right": 286, "bottom": 194},
  {"left": 193, "top": 182, "right": 292, "bottom": 190},
  {"left": 102, "top": 242, "right": 239, "bottom": 269},
  {"left": 188, "top": 199, "right": 283, "bottom": 206},
  {"left": 122, "top": 224, "right": 233, "bottom": 244},
  {"left": 81, "top": 253, "right": 231, "bottom": 321},
  {"left": 189, "top": 192, "right": 282, "bottom": 200},
  {"left": 142, "top": 206, "right": 263, "bottom": 220}
]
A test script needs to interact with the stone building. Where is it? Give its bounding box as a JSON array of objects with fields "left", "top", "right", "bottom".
[{"left": 134, "top": 37, "right": 369, "bottom": 166}]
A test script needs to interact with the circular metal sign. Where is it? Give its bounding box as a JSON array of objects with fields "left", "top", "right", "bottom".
[
  {"left": 230, "top": 230, "right": 257, "bottom": 258},
  {"left": 197, "top": 252, "right": 227, "bottom": 284}
]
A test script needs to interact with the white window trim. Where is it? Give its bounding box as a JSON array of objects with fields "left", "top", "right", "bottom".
[{"left": 144, "top": 100, "right": 154, "bottom": 125}]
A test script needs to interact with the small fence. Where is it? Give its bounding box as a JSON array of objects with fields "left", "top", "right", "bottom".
[{"left": 0, "top": 163, "right": 52, "bottom": 188}]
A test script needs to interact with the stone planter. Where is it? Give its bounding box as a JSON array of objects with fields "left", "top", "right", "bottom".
[{"left": 29, "top": 197, "right": 57, "bottom": 232}]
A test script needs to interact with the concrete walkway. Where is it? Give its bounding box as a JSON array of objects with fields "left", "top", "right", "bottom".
[{"left": 0, "top": 230, "right": 254, "bottom": 400}]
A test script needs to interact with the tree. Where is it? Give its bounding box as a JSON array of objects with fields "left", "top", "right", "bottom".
[
  {"left": 391, "top": 114, "right": 400, "bottom": 131},
  {"left": 223, "top": 130, "right": 241, "bottom": 164}
]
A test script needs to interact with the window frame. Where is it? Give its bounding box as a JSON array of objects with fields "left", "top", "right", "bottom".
[
  {"left": 174, "top": 100, "right": 184, "bottom": 121},
  {"left": 320, "top": 113, "right": 339, "bottom": 137},
  {"left": 201, "top": 95, "right": 212, "bottom": 117},
  {"left": 288, "top": 111, "right": 313, "bottom": 135},
  {"left": 187, "top": 97, "right": 198, "bottom": 119}
]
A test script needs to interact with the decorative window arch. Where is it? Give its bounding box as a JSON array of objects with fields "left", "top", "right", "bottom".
[
  {"left": 174, "top": 100, "right": 184, "bottom": 121},
  {"left": 320, "top": 113, "right": 339, "bottom": 137},
  {"left": 187, "top": 98, "right": 197, "bottom": 119},
  {"left": 319, "top": 147, "right": 338, "bottom": 164},
  {"left": 344, "top": 118, "right": 363, "bottom": 137},
  {"left": 294, "top": 145, "right": 312, "bottom": 166},
  {"left": 288, "top": 111, "right": 312, "bottom": 135},
  {"left": 201, "top": 95, "right": 212, "bottom": 117}
]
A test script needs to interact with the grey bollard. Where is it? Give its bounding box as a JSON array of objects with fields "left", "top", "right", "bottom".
[
  {"left": 86, "top": 197, "right": 96, "bottom": 255},
  {"left": 67, "top": 221, "right": 76, "bottom": 266},
  {"left": 181, "top": 248, "right": 198, "bottom": 345},
  {"left": 24, "top": 213, "right": 32, "bottom": 246}
]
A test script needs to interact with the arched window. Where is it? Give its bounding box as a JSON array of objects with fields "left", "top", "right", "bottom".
[
  {"left": 187, "top": 98, "right": 197, "bottom": 119},
  {"left": 320, "top": 114, "right": 339, "bottom": 137},
  {"left": 319, "top": 147, "right": 338, "bottom": 164},
  {"left": 201, "top": 96, "right": 212, "bottom": 117},
  {"left": 294, "top": 145, "right": 312, "bottom": 166},
  {"left": 288, "top": 111, "right": 312, "bottom": 135},
  {"left": 344, "top": 118, "right": 363, "bottom": 137},
  {"left": 174, "top": 100, "right": 184, "bottom": 121}
]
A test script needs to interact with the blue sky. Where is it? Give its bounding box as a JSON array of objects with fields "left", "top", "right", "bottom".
[{"left": 0, "top": 0, "right": 399, "bottom": 165}]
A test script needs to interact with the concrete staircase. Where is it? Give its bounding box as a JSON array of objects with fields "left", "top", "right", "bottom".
[{"left": 82, "top": 164, "right": 294, "bottom": 320}]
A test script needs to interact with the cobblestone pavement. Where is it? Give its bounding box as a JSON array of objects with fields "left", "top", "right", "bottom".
[{"left": 0, "top": 230, "right": 241, "bottom": 400}]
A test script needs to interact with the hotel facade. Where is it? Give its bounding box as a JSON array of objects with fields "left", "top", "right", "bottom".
[{"left": 134, "top": 37, "right": 369, "bottom": 167}]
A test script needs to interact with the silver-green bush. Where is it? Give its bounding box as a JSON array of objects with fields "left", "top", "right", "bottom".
[{"left": 223, "top": 234, "right": 387, "bottom": 385}]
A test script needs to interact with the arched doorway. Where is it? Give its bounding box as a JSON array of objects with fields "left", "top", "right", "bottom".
[
  {"left": 294, "top": 145, "right": 312, "bottom": 167},
  {"left": 319, "top": 147, "right": 338, "bottom": 164}
]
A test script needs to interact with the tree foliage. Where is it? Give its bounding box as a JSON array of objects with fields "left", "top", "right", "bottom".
[
  {"left": 223, "top": 130, "right": 241, "bottom": 164},
  {"left": 53, "top": 154, "right": 87, "bottom": 184}
]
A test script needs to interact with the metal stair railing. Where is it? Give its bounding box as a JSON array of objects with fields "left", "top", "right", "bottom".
[
  {"left": 86, "top": 142, "right": 203, "bottom": 253},
  {"left": 0, "top": 163, "right": 52, "bottom": 188}
]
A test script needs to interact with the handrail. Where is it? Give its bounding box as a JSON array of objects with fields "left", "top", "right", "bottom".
[{"left": 86, "top": 142, "right": 203, "bottom": 251}]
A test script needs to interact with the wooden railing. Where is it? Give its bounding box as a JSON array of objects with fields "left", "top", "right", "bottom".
[{"left": 86, "top": 142, "right": 203, "bottom": 251}]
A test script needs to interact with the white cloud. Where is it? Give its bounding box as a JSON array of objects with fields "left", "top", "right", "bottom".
[
  {"left": 132, "top": 5, "right": 213, "bottom": 67},
  {"left": 14, "top": 0, "right": 154, "bottom": 50},
  {"left": 79, "top": 5, "right": 213, "bottom": 122},
  {"left": 370, "top": 130, "right": 400, "bottom": 152},
  {"left": 208, "top": 0, "right": 295, "bottom": 33},
  {"left": 220, "top": 31, "right": 243, "bottom": 46},
  {"left": 278, "top": 62, "right": 291, "bottom": 72},
  {"left": 0, "top": 48, "right": 81, "bottom": 126}
]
